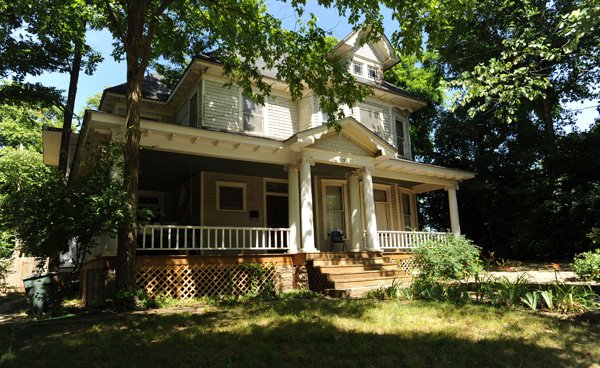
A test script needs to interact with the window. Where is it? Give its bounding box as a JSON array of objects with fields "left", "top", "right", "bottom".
[
  {"left": 353, "top": 61, "right": 363, "bottom": 76},
  {"left": 368, "top": 66, "right": 378, "bottom": 80},
  {"left": 321, "top": 111, "right": 329, "bottom": 124},
  {"left": 216, "top": 182, "right": 246, "bottom": 211},
  {"left": 323, "top": 183, "right": 346, "bottom": 238},
  {"left": 189, "top": 92, "right": 198, "bottom": 127},
  {"left": 242, "top": 96, "right": 263, "bottom": 133},
  {"left": 395, "top": 118, "right": 406, "bottom": 156},
  {"left": 400, "top": 192, "right": 413, "bottom": 230}
]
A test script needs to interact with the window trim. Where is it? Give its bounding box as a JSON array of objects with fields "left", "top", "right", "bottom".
[
  {"left": 321, "top": 179, "right": 349, "bottom": 240},
  {"left": 216, "top": 181, "right": 247, "bottom": 212}
]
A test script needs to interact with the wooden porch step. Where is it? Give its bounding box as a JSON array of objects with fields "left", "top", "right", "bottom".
[
  {"left": 306, "top": 252, "right": 383, "bottom": 261},
  {"left": 311, "top": 258, "right": 386, "bottom": 267},
  {"left": 333, "top": 275, "right": 411, "bottom": 290},
  {"left": 317, "top": 263, "right": 398, "bottom": 274},
  {"left": 325, "top": 278, "right": 412, "bottom": 298},
  {"left": 326, "top": 269, "right": 406, "bottom": 282}
]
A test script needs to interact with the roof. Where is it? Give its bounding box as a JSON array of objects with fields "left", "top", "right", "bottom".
[
  {"left": 102, "top": 35, "right": 424, "bottom": 107},
  {"left": 104, "top": 75, "right": 171, "bottom": 102}
]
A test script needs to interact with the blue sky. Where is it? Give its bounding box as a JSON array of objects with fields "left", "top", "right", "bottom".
[{"left": 25, "top": 2, "right": 598, "bottom": 130}]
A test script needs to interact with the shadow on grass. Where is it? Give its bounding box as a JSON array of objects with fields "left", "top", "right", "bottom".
[{"left": 1, "top": 302, "right": 597, "bottom": 368}]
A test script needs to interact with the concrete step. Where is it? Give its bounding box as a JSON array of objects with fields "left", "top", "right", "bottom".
[
  {"left": 311, "top": 258, "right": 386, "bottom": 267},
  {"left": 326, "top": 269, "right": 406, "bottom": 282},
  {"left": 317, "top": 263, "right": 398, "bottom": 274},
  {"left": 333, "top": 275, "right": 411, "bottom": 290}
]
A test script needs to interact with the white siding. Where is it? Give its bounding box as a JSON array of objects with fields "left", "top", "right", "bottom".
[
  {"left": 298, "top": 96, "right": 312, "bottom": 132},
  {"left": 354, "top": 44, "right": 381, "bottom": 63},
  {"left": 203, "top": 79, "right": 241, "bottom": 131},
  {"left": 358, "top": 101, "right": 393, "bottom": 145},
  {"left": 266, "top": 96, "right": 298, "bottom": 139}
]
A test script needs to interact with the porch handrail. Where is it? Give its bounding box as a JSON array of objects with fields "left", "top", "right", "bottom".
[
  {"left": 377, "top": 230, "right": 452, "bottom": 251},
  {"left": 138, "top": 225, "right": 290, "bottom": 251}
]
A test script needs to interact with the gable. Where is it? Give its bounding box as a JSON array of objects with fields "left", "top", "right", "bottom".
[
  {"left": 354, "top": 43, "right": 383, "bottom": 64},
  {"left": 308, "top": 133, "right": 373, "bottom": 156}
]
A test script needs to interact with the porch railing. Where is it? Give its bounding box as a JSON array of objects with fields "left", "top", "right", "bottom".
[
  {"left": 137, "top": 225, "right": 290, "bottom": 251},
  {"left": 377, "top": 231, "right": 452, "bottom": 251}
]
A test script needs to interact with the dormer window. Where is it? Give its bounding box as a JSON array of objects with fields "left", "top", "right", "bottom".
[
  {"left": 368, "top": 66, "right": 379, "bottom": 80},
  {"left": 352, "top": 61, "right": 363, "bottom": 76}
]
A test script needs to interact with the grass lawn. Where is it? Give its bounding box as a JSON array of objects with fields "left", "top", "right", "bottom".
[{"left": 1, "top": 298, "right": 598, "bottom": 368}]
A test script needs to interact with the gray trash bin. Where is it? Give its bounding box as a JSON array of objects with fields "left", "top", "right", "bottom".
[{"left": 23, "top": 273, "right": 58, "bottom": 314}]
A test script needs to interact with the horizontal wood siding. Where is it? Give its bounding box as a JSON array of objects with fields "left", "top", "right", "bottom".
[
  {"left": 354, "top": 44, "right": 381, "bottom": 63},
  {"left": 298, "top": 96, "right": 312, "bottom": 131},
  {"left": 202, "top": 172, "right": 263, "bottom": 227},
  {"left": 175, "top": 99, "right": 189, "bottom": 126},
  {"left": 203, "top": 79, "right": 240, "bottom": 131},
  {"left": 358, "top": 101, "right": 394, "bottom": 145},
  {"left": 267, "top": 96, "right": 298, "bottom": 139}
]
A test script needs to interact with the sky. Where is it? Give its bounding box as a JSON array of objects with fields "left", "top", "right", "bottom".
[{"left": 25, "top": 2, "right": 598, "bottom": 131}]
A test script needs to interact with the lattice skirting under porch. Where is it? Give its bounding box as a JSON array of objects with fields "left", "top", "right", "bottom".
[{"left": 136, "top": 263, "right": 278, "bottom": 299}]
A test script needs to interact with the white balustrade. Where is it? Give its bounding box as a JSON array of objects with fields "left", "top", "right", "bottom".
[
  {"left": 138, "top": 225, "right": 290, "bottom": 251},
  {"left": 377, "top": 231, "right": 451, "bottom": 251}
]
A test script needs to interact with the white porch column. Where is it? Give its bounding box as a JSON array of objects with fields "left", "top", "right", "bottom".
[
  {"left": 287, "top": 165, "right": 301, "bottom": 253},
  {"left": 447, "top": 185, "right": 461, "bottom": 236},
  {"left": 361, "top": 168, "right": 380, "bottom": 251},
  {"left": 349, "top": 173, "right": 362, "bottom": 252},
  {"left": 300, "top": 159, "right": 317, "bottom": 252}
]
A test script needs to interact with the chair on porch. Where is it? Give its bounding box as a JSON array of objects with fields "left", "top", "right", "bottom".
[{"left": 329, "top": 230, "right": 345, "bottom": 252}]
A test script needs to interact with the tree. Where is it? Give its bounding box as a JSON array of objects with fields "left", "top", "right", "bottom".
[
  {"left": 0, "top": 0, "right": 102, "bottom": 175},
  {"left": 386, "top": 0, "right": 599, "bottom": 143}
]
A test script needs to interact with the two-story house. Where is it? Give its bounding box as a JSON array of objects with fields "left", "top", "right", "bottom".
[{"left": 44, "top": 29, "right": 474, "bottom": 300}]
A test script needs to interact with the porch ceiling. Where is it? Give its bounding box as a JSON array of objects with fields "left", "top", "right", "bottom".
[{"left": 140, "top": 150, "right": 286, "bottom": 191}]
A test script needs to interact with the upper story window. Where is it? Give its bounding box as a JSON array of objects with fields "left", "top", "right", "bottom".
[
  {"left": 242, "top": 96, "right": 263, "bottom": 133},
  {"left": 395, "top": 118, "right": 406, "bottom": 157},
  {"left": 368, "top": 66, "right": 379, "bottom": 80},
  {"left": 352, "top": 61, "right": 363, "bottom": 76}
]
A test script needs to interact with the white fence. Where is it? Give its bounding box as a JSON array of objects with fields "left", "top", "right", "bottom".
[
  {"left": 378, "top": 231, "right": 452, "bottom": 251},
  {"left": 137, "top": 225, "right": 290, "bottom": 251}
]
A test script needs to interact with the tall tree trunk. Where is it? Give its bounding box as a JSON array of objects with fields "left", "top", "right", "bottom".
[
  {"left": 114, "top": 1, "right": 149, "bottom": 292},
  {"left": 58, "top": 20, "right": 85, "bottom": 176}
]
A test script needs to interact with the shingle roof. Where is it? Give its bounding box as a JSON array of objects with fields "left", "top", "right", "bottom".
[
  {"left": 103, "top": 54, "right": 425, "bottom": 105},
  {"left": 104, "top": 75, "right": 171, "bottom": 102}
]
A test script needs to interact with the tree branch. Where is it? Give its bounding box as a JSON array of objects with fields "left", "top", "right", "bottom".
[{"left": 103, "top": 0, "right": 125, "bottom": 42}]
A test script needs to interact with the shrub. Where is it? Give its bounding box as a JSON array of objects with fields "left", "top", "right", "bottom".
[
  {"left": 412, "top": 236, "right": 483, "bottom": 282},
  {"left": 573, "top": 248, "right": 600, "bottom": 281}
]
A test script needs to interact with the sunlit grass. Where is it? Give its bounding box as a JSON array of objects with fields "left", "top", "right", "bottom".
[{"left": 1, "top": 299, "right": 598, "bottom": 368}]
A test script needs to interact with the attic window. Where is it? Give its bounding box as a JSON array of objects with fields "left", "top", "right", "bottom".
[
  {"left": 368, "top": 66, "right": 379, "bottom": 80},
  {"left": 352, "top": 61, "right": 363, "bottom": 76}
]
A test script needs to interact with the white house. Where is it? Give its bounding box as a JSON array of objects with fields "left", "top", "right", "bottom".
[{"left": 43, "top": 29, "right": 474, "bottom": 300}]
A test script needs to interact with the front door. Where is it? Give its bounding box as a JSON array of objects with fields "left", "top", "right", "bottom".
[
  {"left": 266, "top": 195, "right": 289, "bottom": 247},
  {"left": 266, "top": 195, "right": 288, "bottom": 228}
]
